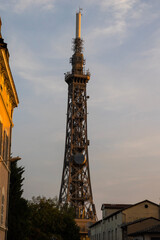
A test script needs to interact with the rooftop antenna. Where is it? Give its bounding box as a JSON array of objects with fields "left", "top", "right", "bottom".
[
  {"left": 76, "top": 8, "right": 83, "bottom": 39},
  {"left": 0, "top": 17, "right": 2, "bottom": 38}
]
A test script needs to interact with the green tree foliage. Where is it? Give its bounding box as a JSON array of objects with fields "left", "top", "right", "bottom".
[
  {"left": 7, "top": 162, "right": 80, "bottom": 240},
  {"left": 7, "top": 161, "right": 29, "bottom": 240},
  {"left": 28, "top": 196, "right": 80, "bottom": 240}
]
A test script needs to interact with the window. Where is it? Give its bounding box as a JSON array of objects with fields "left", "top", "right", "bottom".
[
  {"left": 103, "top": 232, "right": 105, "bottom": 240},
  {"left": 108, "top": 231, "right": 110, "bottom": 240},
  {"left": 1, "top": 189, "right": 5, "bottom": 225},
  {"left": 0, "top": 122, "right": 2, "bottom": 156},
  {"left": 5, "top": 134, "right": 9, "bottom": 163},
  {"left": 3, "top": 131, "right": 6, "bottom": 161},
  {"left": 115, "top": 228, "right": 117, "bottom": 240},
  {"left": 2, "top": 130, "right": 9, "bottom": 163}
]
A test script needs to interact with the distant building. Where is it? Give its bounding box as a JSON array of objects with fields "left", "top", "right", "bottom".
[
  {"left": 0, "top": 18, "right": 19, "bottom": 240},
  {"left": 125, "top": 218, "right": 160, "bottom": 240},
  {"left": 89, "top": 200, "right": 160, "bottom": 240},
  {"left": 101, "top": 203, "right": 133, "bottom": 219},
  {"left": 128, "top": 223, "right": 160, "bottom": 240}
]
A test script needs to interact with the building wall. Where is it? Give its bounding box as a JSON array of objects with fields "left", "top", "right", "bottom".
[
  {"left": 0, "top": 42, "right": 19, "bottom": 240},
  {"left": 0, "top": 64, "right": 11, "bottom": 240},
  {"left": 90, "top": 201, "right": 160, "bottom": 240},
  {"left": 132, "top": 237, "right": 143, "bottom": 240},
  {"left": 133, "top": 234, "right": 160, "bottom": 240},
  {"left": 90, "top": 213, "right": 123, "bottom": 240},
  {"left": 90, "top": 221, "right": 102, "bottom": 240},
  {"left": 0, "top": 228, "right": 5, "bottom": 240},
  {"left": 102, "top": 208, "right": 121, "bottom": 219},
  {"left": 127, "top": 218, "right": 160, "bottom": 235},
  {"left": 103, "top": 212, "right": 123, "bottom": 240},
  {"left": 123, "top": 202, "right": 159, "bottom": 224},
  {"left": 145, "top": 234, "right": 160, "bottom": 240}
]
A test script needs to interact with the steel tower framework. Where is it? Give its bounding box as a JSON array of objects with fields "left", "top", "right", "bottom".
[{"left": 59, "top": 11, "right": 97, "bottom": 223}]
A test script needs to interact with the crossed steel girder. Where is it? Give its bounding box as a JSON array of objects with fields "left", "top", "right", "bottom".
[
  {"left": 59, "top": 78, "right": 96, "bottom": 220},
  {"left": 59, "top": 36, "right": 97, "bottom": 222}
]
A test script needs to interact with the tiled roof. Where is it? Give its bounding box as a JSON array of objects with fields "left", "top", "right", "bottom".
[
  {"left": 101, "top": 204, "right": 132, "bottom": 210},
  {"left": 102, "top": 200, "right": 159, "bottom": 211}
]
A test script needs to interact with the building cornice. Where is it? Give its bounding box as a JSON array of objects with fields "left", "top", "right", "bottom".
[
  {"left": 0, "top": 225, "right": 7, "bottom": 231},
  {"left": 0, "top": 49, "right": 19, "bottom": 108}
]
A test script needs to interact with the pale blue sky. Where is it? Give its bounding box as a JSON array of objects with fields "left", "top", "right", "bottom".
[{"left": 1, "top": 0, "right": 160, "bottom": 218}]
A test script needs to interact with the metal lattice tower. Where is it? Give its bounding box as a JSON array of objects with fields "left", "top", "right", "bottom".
[{"left": 59, "top": 11, "right": 97, "bottom": 223}]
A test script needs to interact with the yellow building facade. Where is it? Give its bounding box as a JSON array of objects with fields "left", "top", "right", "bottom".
[{"left": 0, "top": 19, "right": 19, "bottom": 240}]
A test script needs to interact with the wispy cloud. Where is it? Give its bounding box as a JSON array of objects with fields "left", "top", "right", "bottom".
[
  {"left": 87, "top": 0, "right": 138, "bottom": 39},
  {"left": 85, "top": 0, "right": 156, "bottom": 54},
  {"left": 137, "top": 32, "right": 160, "bottom": 72},
  {"left": 0, "top": 0, "right": 55, "bottom": 13},
  {"left": 14, "top": 0, "right": 55, "bottom": 12},
  {"left": 101, "top": 0, "right": 137, "bottom": 19},
  {"left": 9, "top": 36, "right": 65, "bottom": 95}
]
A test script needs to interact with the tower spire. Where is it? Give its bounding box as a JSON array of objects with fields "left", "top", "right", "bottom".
[
  {"left": 71, "top": 10, "right": 84, "bottom": 75},
  {"left": 76, "top": 10, "right": 81, "bottom": 38},
  {"left": 0, "top": 18, "right": 2, "bottom": 38}
]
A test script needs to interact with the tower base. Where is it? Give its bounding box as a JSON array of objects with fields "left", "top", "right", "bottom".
[{"left": 75, "top": 219, "right": 96, "bottom": 240}]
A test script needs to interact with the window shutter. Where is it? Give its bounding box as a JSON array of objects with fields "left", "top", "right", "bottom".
[
  {"left": 0, "top": 122, "right": 2, "bottom": 156},
  {"left": 3, "top": 131, "right": 6, "bottom": 161},
  {"left": 2, "top": 131, "right": 9, "bottom": 163},
  {"left": 5, "top": 134, "right": 8, "bottom": 163},
  {"left": 1, "top": 195, "right": 4, "bottom": 225}
]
